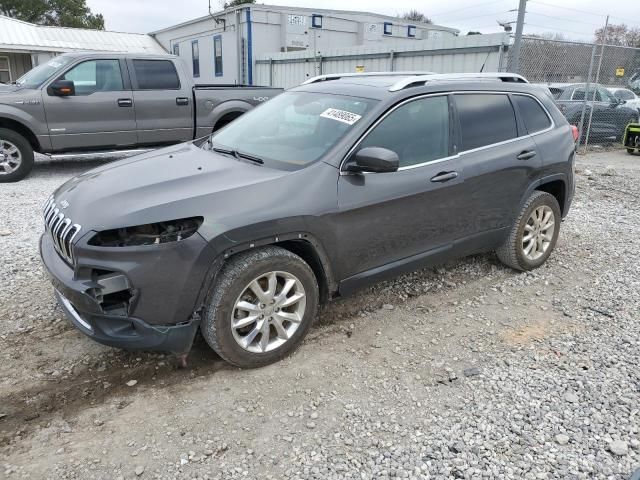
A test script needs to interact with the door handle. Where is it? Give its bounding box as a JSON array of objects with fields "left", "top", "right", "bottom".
[
  {"left": 430, "top": 171, "right": 458, "bottom": 183},
  {"left": 176, "top": 97, "right": 189, "bottom": 106},
  {"left": 517, "top": 150, "right": 537, "bottom": 160},
  {"left": 117, "top": 98, "right": 133, "bottom": 107}
]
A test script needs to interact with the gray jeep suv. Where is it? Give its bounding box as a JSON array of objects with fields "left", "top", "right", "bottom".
[{"left": 40, "top": 72, "right": 576, "bottom": 368}]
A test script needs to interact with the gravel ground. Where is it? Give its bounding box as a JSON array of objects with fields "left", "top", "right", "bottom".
[{"left": 1, "top": 151, "right": 639, "bottom": 479}]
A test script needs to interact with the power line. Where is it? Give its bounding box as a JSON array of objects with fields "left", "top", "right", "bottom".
[
  {"left": 525, "top": 10, "right": 605, "bottom": 28},
  {"left": 529, "top": 0, "right": 640, "bottom": 25},
  {"left": 440, "top": 10, "right": 514, "bottom": 24},
  {"left": 430, "top": 0, "right": 509, "bottom": 19},
  {"left": 523, "top": 22, "right": 595, "bottom": 37}
]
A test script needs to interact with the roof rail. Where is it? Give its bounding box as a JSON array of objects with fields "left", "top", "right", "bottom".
[
  {"left": 388, "top": 73, "right": 529, "bottom": 92},
  {"left": 301, "top": 71, "right": 436, "bottom": 85}
]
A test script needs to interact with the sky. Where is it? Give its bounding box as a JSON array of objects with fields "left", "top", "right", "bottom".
[{"left": 85, "top": 0, "right": 640, "bottom": 41}]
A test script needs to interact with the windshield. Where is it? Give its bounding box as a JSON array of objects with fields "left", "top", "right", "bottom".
[
  {"left": 15, "top": 56, "right": 74, "bottom": 89},
  {"left": 208, "top": 91, "right": 377, "bottom": 168}
]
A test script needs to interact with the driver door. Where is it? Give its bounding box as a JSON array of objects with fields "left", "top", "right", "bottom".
[
  {"left": 334, "top": 95, "right": 467, "bottom": 283},
  {"left": 43, "top": 58, "right": 137, "bottom": 151}
]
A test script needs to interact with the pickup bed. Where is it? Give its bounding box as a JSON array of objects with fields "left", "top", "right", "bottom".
[{"left": 0, "top": 52, "right": 282, "bottom": 182}]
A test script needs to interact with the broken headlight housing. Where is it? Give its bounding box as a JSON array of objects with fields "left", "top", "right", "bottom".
[{"left": 88, "top": 217, "right": 203, "bottom": 247}]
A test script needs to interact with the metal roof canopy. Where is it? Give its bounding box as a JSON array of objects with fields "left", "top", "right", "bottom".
[{"left": 0, "top": 15, "right": 166, "bottom": 54}]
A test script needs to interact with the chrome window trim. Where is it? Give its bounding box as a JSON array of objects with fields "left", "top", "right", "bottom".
[
  {"left": 339, "top": 90, "right": 555, "bottom": 175},
  {"left": 339, "top": 92, "right": 451, "bottom": 175}
]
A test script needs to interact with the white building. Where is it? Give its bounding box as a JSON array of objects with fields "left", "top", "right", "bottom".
[
  {"left": 150, "top": 4, "right": 458, "bottom": 85},
  {"left": 0, "top": 15, "right": 166, "bottom": 83}
]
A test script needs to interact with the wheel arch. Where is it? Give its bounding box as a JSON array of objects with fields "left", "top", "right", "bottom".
[
  {"left": 519, "top": 173, "right": 569, "bottom": 219},
  {"left": 193, "top": 232, "right": 336, "bottom": 315},
  {"left": 0, "top": 117, "right": 41, "bottom": 152},
  {"left": 207, "top": 100, "right": 253, "bottom": 132}
]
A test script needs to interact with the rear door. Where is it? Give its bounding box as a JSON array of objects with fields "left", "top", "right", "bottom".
[
  {"left": 127, "top": 58, "right": 193, "bottom": 145},
  {"left": 453, "top": 93, "right": 541, "bottom": 239},
  {"left": 43, "top": 58, "right": 137, "bottom": 151}
]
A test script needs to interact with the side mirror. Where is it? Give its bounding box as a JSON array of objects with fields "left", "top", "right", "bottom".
[
  {"left": 345, "top": 147, "right": 399, "bottom": 173},
  {"left": 48, "top": 79, "right": 75, "bottom": 97}
]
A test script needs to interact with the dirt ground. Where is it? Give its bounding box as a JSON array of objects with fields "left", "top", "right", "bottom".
[{"left": 1, "top": 150, "right": 639, "bottom": 479}]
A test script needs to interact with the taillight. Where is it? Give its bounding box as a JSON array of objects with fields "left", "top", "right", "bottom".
[{"left": 571, "top": 125, "right": 579, "bottom": 142}]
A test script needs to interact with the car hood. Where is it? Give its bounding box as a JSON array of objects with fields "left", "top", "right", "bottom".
[{"left": 52, "top": 143, "right": 291, "bottom": 235}]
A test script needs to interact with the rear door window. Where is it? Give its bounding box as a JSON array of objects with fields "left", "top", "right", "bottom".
[
  {"left": 512, "top": 95, "right": 552, "bottom": 134},
  {"left": 132, "top": 60, "right": 180, "bottom": 90},
  {"left": 455, "top": 94, "right": 518, "bottom": 151}
]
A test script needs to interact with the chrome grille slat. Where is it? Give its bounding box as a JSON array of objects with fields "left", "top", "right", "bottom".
[{"left": 42, "top": 198, "right": 82, "bottom": 265}]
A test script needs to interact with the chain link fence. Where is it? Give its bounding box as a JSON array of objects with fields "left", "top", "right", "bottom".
[{"left": 508, "top": 36, "right": 640, "bottom": 153}]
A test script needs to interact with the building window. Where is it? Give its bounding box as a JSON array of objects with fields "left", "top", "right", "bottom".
[
  {"left": 383, "top": 22, "right": 393, "bottom": 35},
  {"left": 0, "top": 56, "right": 11, "bottom": 83},
  {"left": 173, "top": 43, "right": 180, "bottom": 56},
  {"left": 311, "top": 14, "right": 323, "bottom": 28},
  {"left": 407, "top": 25, "right": 416, "bottom": 38},
  {"left": 191, "top": 40, "right": 200, "bottom": 78},
  {"left": 214, "top": 35, "right": 223, "bottom": 77}
]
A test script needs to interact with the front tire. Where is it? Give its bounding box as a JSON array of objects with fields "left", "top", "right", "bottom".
[
  {"left": 496, "top": 191, "right": 561, "bottom": 271},
  {"left": 201, "top": 246, "right": 319, "bottom": 368},
  {"left": 0, "top": 128, "right": 34, "bottom": 183}
]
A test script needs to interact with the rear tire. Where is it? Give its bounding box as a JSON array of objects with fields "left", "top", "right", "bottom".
[
  {"left": 201, "top": 246, "right": 319, "bottom": 368},
  {"left": 496, "top": 191, "right": 561, "bottom": 271},
  {"left": 0, "top": 128, "right": 34, "bottom": 183}
]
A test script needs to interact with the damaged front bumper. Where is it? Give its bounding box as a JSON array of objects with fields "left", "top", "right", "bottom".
[{"left": 40, "top": 231, "right": 214, "bottom": 355}]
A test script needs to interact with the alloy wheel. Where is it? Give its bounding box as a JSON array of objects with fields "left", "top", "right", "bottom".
[
  {"left": 522, "top": 205, "right": 555, "bottom": 261},
  {"left": 231, "top": 271, "right": 306, "bottom": 353},
  {"left": 0, "top": 139, "right": 22, "bottom": 175}
]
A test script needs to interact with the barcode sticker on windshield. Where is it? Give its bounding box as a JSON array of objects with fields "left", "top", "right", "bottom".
[{"left": 320, "top": 108, "right": 362, "bottom": 125}]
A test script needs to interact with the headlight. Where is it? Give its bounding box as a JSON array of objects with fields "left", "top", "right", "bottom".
[{"left": 88, "top": 217, "right": 203, "bottom": 247}]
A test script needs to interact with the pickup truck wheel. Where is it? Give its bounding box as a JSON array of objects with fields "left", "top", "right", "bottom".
[
  {"left": 496, "top": 191, "right": 561, "bottom": 271},
  {"left": 201, "top": 246, "right": 319, "bottom": 368},
  {"left": 0, "top": 128, "right": 34, "bottom": 183}
]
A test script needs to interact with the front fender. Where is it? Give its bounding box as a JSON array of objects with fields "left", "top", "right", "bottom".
[
  {"left": 0, "top": 103, "right": 50, "bottom": 150},
  {"left": 192, "top": 229, "right": 337, "bottom": 312}
]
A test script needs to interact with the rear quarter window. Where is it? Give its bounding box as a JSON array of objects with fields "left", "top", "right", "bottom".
[
  {"left": 455, "top": 94, "right": 518, "bottom": 151},
  {"left": 512, "top": 95, "right": 552, "bottom": 134}
]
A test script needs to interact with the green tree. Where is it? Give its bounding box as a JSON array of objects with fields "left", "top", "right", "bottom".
[
  {"left": 0, "top": 0, "right": 104, "bottom": 29},
  {"left": 402, "top": 9, "right": 433, "bottom": 24},
  {"left": 222, "top": 0, "right": 256, "bottom": 9}
]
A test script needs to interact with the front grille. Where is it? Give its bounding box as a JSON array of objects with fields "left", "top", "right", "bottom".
[{"left": 43, "top": 197, "right": 82, "bottom": 265}]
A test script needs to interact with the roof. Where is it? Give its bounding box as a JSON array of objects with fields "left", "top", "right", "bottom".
[
  {"left": 149, "top": 4, "right": 458, "bottom": 35},
  {"left": 0, "top": 15, "right": 166, "bottom": 54}
]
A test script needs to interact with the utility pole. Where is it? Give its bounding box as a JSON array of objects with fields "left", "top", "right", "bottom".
[{"left": 510, "top": 0, "right": 527, "bottom": 73}]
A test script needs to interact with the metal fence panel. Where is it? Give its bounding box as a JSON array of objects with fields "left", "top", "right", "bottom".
[
  {"left": 507, "top": 37, "right": 640, "bottom": 153},
  {"left": 255, "top": 33, "right": 510, "bottom": 89}
]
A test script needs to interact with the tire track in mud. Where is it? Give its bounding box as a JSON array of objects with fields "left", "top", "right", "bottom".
[{"left": 0, "top": 257, "right": 504, "bottom": 447}]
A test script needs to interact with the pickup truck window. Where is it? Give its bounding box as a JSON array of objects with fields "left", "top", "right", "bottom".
[
  {"left": 132, "top": 60, "right": 180, "bottom": 90},
  {"left": 62, "top": 60, "right": 124, "bottom": 95},
  {"left": 15, "top": 56, "right": 74, "bottom": 89},
  {"left": 210, "top": 91, "right": 377, "bottom": 168}
]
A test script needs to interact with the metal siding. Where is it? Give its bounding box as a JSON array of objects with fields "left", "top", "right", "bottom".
[
  {"left": 255, "top": 33, "right": 509, "bottom": 88},
  {"left": 0, "top": 15, "right": 166, "bottom": 54}
]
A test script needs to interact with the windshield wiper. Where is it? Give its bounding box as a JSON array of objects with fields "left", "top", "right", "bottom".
[{"left": 212, "top": 147, "right": 264, "bottom": 165}]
